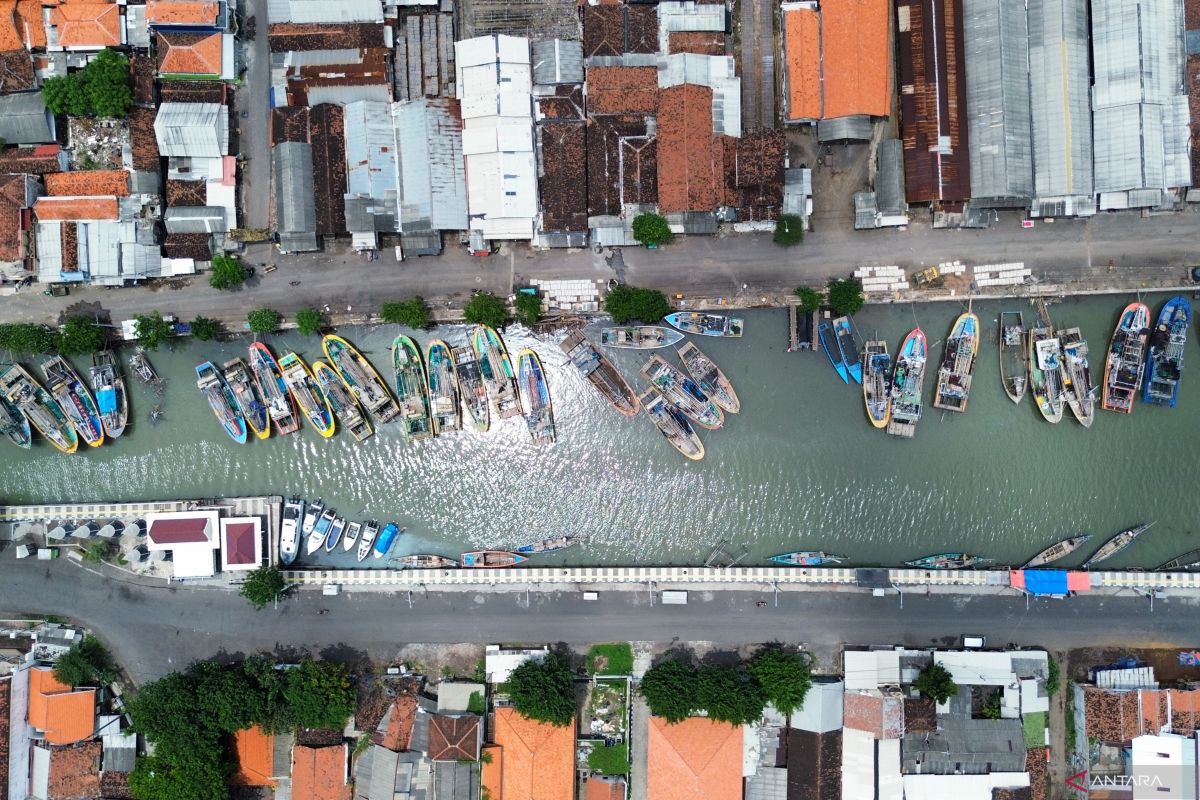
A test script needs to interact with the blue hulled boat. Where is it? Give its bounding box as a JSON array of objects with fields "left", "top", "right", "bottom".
[
  {"left": 833, "top": 317, "right": 864, "bottom": 384},
  {"left": 195, "top": 361, "right": 247, "bottom": 444},
  {"left": 817, "top": 320, "right": 849, "bottom": 383},
  {"left": 769, "top": 551, "right": 846, "bottom": 567},
  {"left": 1143, "top": 296, "right": 1190, "bottom": 407},
  {"left": 373, "top": 522, "right": 401, "bottom": 559}
]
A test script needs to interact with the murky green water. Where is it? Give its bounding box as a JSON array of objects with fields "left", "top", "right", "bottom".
[{"left": 2, "top": 293, "right": 1197, "bottom": 569}]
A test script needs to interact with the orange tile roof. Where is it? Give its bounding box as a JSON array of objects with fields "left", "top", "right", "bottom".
[
  {"left": 586, "top": 66, "right": 660, "bottom": 115},
  {"left": 51, "top": 3, "right": 121, "bottom": 49},
  {"left": 481, "top": 744, "right": 503, "bottom": 800},
  {"left": 656, "top": 84, "right": 717, "bottom": 214},
  {"left": 231, "top": 726, "right": 275, "bottom": 786},
  {"left": 34, "top": 196, "right": 119, "bottom": 221},
  {"left": 146, "top": 0, "right": 218, "bottom": 25},
  {"left": 157, "top": 30, "right": 222, "bottom": 75},
  {"left": 0, "top": 1, "right": 22, "bottom": 51},
  {"left": 292, "top": 745, "right": 349, "bottom": 800},
  {"left": 646, "top": 717, "right": 742, "bottom": 800},
  {"left": 44, "top": 170, "right": 128, "bottom": 197},
  {"left": 783, "top": 7, "right": 820, "bottom": 121},
  {"left": 492, "top": 708, "right": 574, "bottom": 800},
  {"left": 16, "top": 0, "right": 42, "bottom": 47},
  {"left": 27, "top": 667, "right": 96, "bottom": 746},
  {"left": 587, "top": 776, "right": 627, "bottom": 800},
  {"left": 821, "top": 0, "right": 890, "bottom": 118}
]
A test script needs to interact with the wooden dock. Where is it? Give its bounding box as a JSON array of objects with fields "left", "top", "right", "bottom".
[{"left": 786, "top": 301, "right": 815, "bottom": 352}]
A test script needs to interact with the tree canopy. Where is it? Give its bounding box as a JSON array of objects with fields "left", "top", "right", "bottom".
[
  {"left": 603, "top": 285, "right": 670, "bottom": 325},
  {"left": 826, "top": 278, "right": 865, "bottom": 316},
  {"left": 793, "top": 287, "right": 823, "bottom": 314},
  {"left": 506, "top": 652, "right": 576, "bottom": 727},
  {"left": 295, "top": 308, "right": 323, "bottom": 337},
  {"left": 514, "top": 292, "right": 542, "bottom": 327},
  {"left": 638, "top": 656, "right": 699, "bottom": 723},
  {"left": 53, "top": 635, "right": 116, "bottom": 688},
  {"left": 747, "top": 645, "right": 812, "bottom": 716},
  {"left": 239, "top": 565, "right": 286, "bottom": 610},
  {"left": 42, "top": 49, "right": 132, "bottom": 118},
  {"left": 283, "top": 659, "right": 356, "bottom": 730},
  {"left": 464, "top": 293, "right": 508, "bottom": 330},
  {"left": 0, "top": 323, "right": 57, "bottom": 354},
  {"left": 632, "top": 213, "right": 674, "bottom": 247},
  {"left": 190, "top": 316, "right": 222, "bottom": 342},
  {"left": 696, "top": 663, "right": 766, "bottom": 725},
  {"left": 134, "top": 312, "right": 173, "bottom": 351},
  {"left": 209, "top": 255, "right": 247, "bottom": 291},
  {"left": 913, "top": 663, "right": 957, "bottom": 704},
  {"left": 380, "top": 298, "right": 431, "bottom": 329},
  {"left": 774, "top": 214, "right": 805, "bottom": 247},
  {"left": 55, "top": 316, "right": 107, "bottom": 356},
  {"left": 247, "top": 308, "right": 281, "bottom": 334}
]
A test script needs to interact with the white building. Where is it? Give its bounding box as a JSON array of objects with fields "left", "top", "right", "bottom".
[
  {"left": 1130, "top": 734, "right": 1198, "bottom": 800},
  {"left": 144, "top": 510, "right": 220, "bottom": 578},
  {"left": 483, "top": 645, "right": 546, "bottom": 684},
  {"left": 153, "top": 103, "right": 229, "bottom": 158}
]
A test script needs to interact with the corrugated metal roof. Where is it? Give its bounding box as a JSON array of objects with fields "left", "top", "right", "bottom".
[
  {"left": 531, "top": 39, "right": 583, "bottom": 85},
  {"left": 305, "top": 84, "right": 392, "bottom": 106},
  {"left": 657, "top": 2, "right": 727, "bottom": 53},
  {"left": 266, "top": 0, "right": 383, "bottom": 24},
  {"left": 164, "top": 205, "right": 226, "bottom": 233},
  {"left": 816, "top": 115, "right": 873, "bottom": 142},
  {"left": 0, "top": 92, "right": 53, "bottom": 145},
  {"left": 656, "top": 53, "right": 741, "bottom": 136},
  {"left": 343, "top": 99, "right": 398, "bottom": 205},
  {"left": 1028, "top": 0, "right": 1093, "bottom": 203},
  {"left": 153, "top": 102, "right": 228, "bottom": 158},
  {"left": 782, "top": 167, "right": 811, "bottom": 217},
  {"left": 393, "top": 98, "right": 467, "bottom": 232},
  {"left": 273, "top": 141, "right": 318, "bottom": 251},
  {"left": 876, "top": 139, "right": 907, "bottom": 215}
]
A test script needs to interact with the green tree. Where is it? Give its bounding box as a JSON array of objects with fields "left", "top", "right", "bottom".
[
  {"left": 188, "top": 660, "right": 261, "bottom": 733},
  {"left": 284, "top": 659, "right": 355, "bottom": 730},
  {"left": 464, "top": 293, "right": 508, "bottom": 330},
  {"left": 0, "top": 323, "right": 57, "bottom": 354},
  {"left": 129, "top": 750, "right": 229, "bottom": 800},
  {"left": 79, "top": 537, "right": 111, "bottom": 564},
  {"left": 41, "top": 74, "right": 88, "bottom": 116},
  {"left": 913, "top": 663, "right": 957, "bottom": 704},
  {"left": 826, "top": 278, "right": 865, "bottom": 316},
  {"left": 239, "top": 565, "right": 286, "bottom": 610},
  {"left": 55, "top": 316, "right": 107, "bottom": 356},
  {"left": 53, "top": 635, "right": 115, "bottom": 687},
  {"left": 209, "top": 254, "right": 247, "bottom": 291},
  {"left": 513, "top": 292, "right": 542, "bottom": 327},
  {"left": 128, "top": 671, "right": 216, "bottom": 751},
  {"left": 134, "top": 311, "right": 173, "bottom": 351},
  {"left": 632, "top": 213, "right": 674, "bottom": 247},
  {"left": 247, "top": 308, "right": 281, "bottom": 334},
  {"left": 748, "top": 645, "right": 812, "bottom": 716},
  {"left": 295, "top": 308, "right": 323, "bottom": 337},
  {"left": 793, "top": 286, "right": 823, "bottom": 314},
  {"left": 981, "top": 691, "right": 1002, "bottom": 719},
  {"left": 696, "top": 663, "right": 766, "bottom": 725},
  {"left": 380, "top": 297, "right": 431, "bottom": 329},
  {"left": 603, "top": 285, "right": 671, "bottom": 324},
  {"left": 41, "top": 49, "right": 132, "bottom": 118},
  {"left": 506, "top": 652, "right": 576, "bottom": 727},
  {"left": 773, "top": 214, "right": 805, "bottom": 247},
  {"left": 638, "top": 656, "right": 699, "bottom": 723},
  {"left": 190, "top": 316, "right": 222, "bottom": 342}
]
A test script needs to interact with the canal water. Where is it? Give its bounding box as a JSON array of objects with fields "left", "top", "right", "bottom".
[{"left": 1, "top": 292, "right": 1197, "bottom": 570}]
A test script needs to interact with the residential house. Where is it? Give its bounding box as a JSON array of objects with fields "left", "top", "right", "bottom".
[
  {"left": 491, "top": 707, "right": 574, "bottom": 800},
  {"left": 231, "top": 724, "right": 291, "bottom": 787},
  {"left": 154, "top": 102, "right": 235, "bottom": 238},
  {"left": 0, "top": 173, "right": 41, "bottom": 279},
  {"left": 484, "top": 646, "right": 547, "bottom": 684},
  {"left": 219, "top": 517, "right": 263, "bottom": 572},
  {"left": 44, "top": 2, "right": 123, "bottom": 51},
  {"left": 154, "top": 102, "right": 228, "bottom": 158},
  {"left": 587, "top": 776, "right": 627, "bottom": 800},
  {"left": 27, "top": 667, "right": 95, "bottom": 745},
  {"left": 156, "top": 30, "right": 232, "bottom": 80},
  {"left": 646, "top": 716, "right": 742, "bottom": 800},
  {"left": 293, "top": 744, "right": 350, "bottom": 800}
]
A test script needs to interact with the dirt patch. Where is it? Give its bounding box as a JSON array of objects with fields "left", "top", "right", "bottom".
[
  {"left": 1068, "top": 647, "right": 1200, "bottom": 685},
  {"left": 395, "top": 643, "right": 485, "bottom": 681},
  {"left": 68, "top": 118, "right": 129, "bottom": 172}
]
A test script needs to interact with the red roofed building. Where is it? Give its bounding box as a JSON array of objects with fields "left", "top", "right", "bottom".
[
  {"left": 27, "top": 668, "right": 95, "bottom": 746},
  {"left": 492, "top": 707, "right": 574, "bottom": 800},
  {"left": 657, "top": 84, "right": 719, "bottom": 213},
  {"left": 427, "top": 714, "right": 481, "bottom": 761},
  {"left": 44, "top": 170, "right": 129, "bottom": 197},
  {"left": 587, "top": 776, "right": 627, "bottom": 800},
  {"left": 33, "top": 196, "right": 119, "bottom": 221},
  {"left": 646, "top": 717, "right": 742, "bottom": 800},
  {"left": 292, "top": 745, "right": 349, "bottom": 800},
  {"left": 157, "top": 31, "right": 224, "bottom": 77},
  {"left": 219, "top": 517, "right": 262, "bottom": 572},
  {"left": 144, "top": 510, "right": 219, "bottom": 578},
  {"left": 47, "top": 3, "right": 122, "bottom": 50},
  {"left": 146, "top": 0, "right": 219, "bottom": 27},
  {"left": 230, "top": 725, "right": 276, "bottom": 786},
  {"left": 0, "top": 173, "right": 39, "bottom": 265}
]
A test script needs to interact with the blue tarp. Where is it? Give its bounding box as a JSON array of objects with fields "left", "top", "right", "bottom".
[
  {"left": 1024, "top": 570, "right": 1069, "bottom": 596},
  {"left": 96, "top": 388, "right": 116, "bottom": 415}
]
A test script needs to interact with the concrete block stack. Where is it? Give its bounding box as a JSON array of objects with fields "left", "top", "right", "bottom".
[
  {"left": 937, "top": 260, "right": 966, "bottom": 276},
  {"left": 530, "top": 278, "right": 603, "bottom": 312},
  {"left": 973, "top": 262, "right": 1031, "bottom": 287},
  {"left": 853, "top": 265, "right": 908, "bottom": 293}
]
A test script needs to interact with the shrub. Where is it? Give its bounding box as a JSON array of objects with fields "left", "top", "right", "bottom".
[
  {"left": 632, "top": 213, "right": 673, "bottom": 247},
  {"left": 463, "top": 293, "right": 508, "bottom": 330},
  {"left": 827, "top": 278, "right": 865, "bottom": 316},
  {"left": 53, "top": 635, "right": 116, "bottom": 687},
  {"left": 247, "top": 308, "right": 281, "bottom": 334},
  {"left": 506, "top": 652, "right": 576, "bottom": 727},
  {"left": 1046, "top": 657, "right": 1060, "bottom": 697},
  {"left": 773, "top": 214, "right": 805, "bottom": 246},
  {"left": 239, "top": 566, "right": 286, "bottom": 610},
  {"left": 284, "top": 659, "right": 356, "bottom": 730},
  {"left": 134, "top": 311, "right": 173, "bottom": 351},
  {"left": 514, "top": 292, "right": 542, "bottom": 327},
  {"left": 190, "top": 316, "right": 221, "bottom": 342},
  {"left": 0, "top": 323, "right": 57, "bottom": 354},
  {"left": 380, "top": 298, "right": 431, "bottom": 329},
  {"left": 794, "top": 286, "right": 823, "bottom": 314},
  {"left": 209, "top": 254, "right": 247, "bottom": 291},
  {"left": 295, "top": 308, "right": 323, "bottom": 337},
  {"left": 603, "top": 285, "right": 670, "bottom": 324},
  {"left": 55, "top": 316, "right": 107, "bottom": 356},
  {"left": 467, "top": 690, "right": 485, "bottom": 714}
]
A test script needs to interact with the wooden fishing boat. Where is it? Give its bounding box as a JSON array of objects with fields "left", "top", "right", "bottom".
[
  {"left": 279, "top": 352, "right": 336, "bottom": 438},
  {"left": 301, "top": 499, "right": 323, "bottom": 536},
  {"left": 128, "top": 346, "right": 160, "bottom": 385},
  {"left": 560, "top": 331, "right": 640, "bottom": 416},
  {"left": 769, "top": 551, "right": 846, "bottom": 566},
  {"left": 1155, "top": 547, "right": 1200, "bottom": 572},
  {"left": 279, "top": 497, "right": 304, "bottom": 566},
  {"left": 461, "top": 550, "right": 528, "bottom": 568},
  {"left": 89, "top": 352, "right": 127, "bottom": 438},
  {"left": 43, "top": 355, "right": 104, "bottom": 447},
  {"left": 398, "top": 554, "right": 458, "bottom": 569},
  {"left": 664, "top": 312, "right": 743, "bottom": 337},
  {"left": 222, "top": 358, "right": 270, "bottom": 440},
  {"left": 517, "top": 349, "right": 555, "bottom": 444},
  {"left": 0, "top": 372, "right": 31, "bottom": 449},
  {"left": 677, "top": 341, "right": 739, "bottom": 414},
  {"left": 195, "top": 361, "right": 246, "bottom": 444},
  {"left": 452, "top": 344, "right": 490, "bottom": 432},
  {"left": 932, "top": 310, "right": 980, "bottom": 413},
  {"left": 373, "top": 522, "right": 401, "bottom": 559},
  {"left": 1143, "top": 296, "right": 1190, "bottom": 407},
  {"left": 833, "top": 316, "right": 864, "bottom": 384},
  {"left": 862, "top": 340, "right": 891, "bottom": 429},
  {"left": 392, "top": 335, "right": 433, "bottom": 441},
  {"left": 999, "top": 311, "right": 1028, "bottom": 403},
  {"left": 1029, "top": 327, "right": 1065, "bottom": 423},
  {"left": 639, "top": 387, "right": 704, "bottom": 460},
  {"left": 905, "top": 553, "right": 993, "bottom": 569},
  {"left": 307, "top": 508, "right": 335, "bottom": 554},
  {"left": 322, "top": 335, "right": 400, "bottom": 423},
  {"left": 249, "top": 343, "right": 301, "bottom": 436},
  {"left": 324, "top": 517, "right": 346, "bottom": 552},
  {"left": 599, "top": 326, "right": 684, "bottom": 349},
  {"left": 357, "top": 520, "right": 378, "bottom": 562},
  {"left": 342, "top": 521, "right": 362, "bottom": 552},
  {"left": 1021, "top": 534, "right": 1092, "bottom": 569},
  {"left": 887, "top": 328, "right": 927, "bottom": 438},
  {"left": 1058, "top": 327, "right": 1095, "bottom": 427},
  {"left": 515, "top": 535, "right": 581, "bottom": 555},
  {"left": 426, "top": 340, "right": 461, "bottom": 434},
  {"left": 0, "top": 365, "right": 76, "bottom": 453},
  {"left": 640, "top": 354, "right": 723, "bottom": 429},
  {"left": 1101, "top": 301, "right": 1150, "bottom": 413},
  {"left": 472, "top": 325, "right": 521, "bottom": 419},
  {"left": 1082, "top": 523, "right": 1153, "bottom": 568},
  {"left": 313, "top": 360, "right": 373, "bottom": 442},
  {"left": 818, "top": 320, "right": 849, "bottom": 383}
]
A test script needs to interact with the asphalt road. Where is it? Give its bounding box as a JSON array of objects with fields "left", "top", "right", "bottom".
[
  {"left": 0, "top": 560, "right": 1190, "bottom": 683},
  {"left": 233, "top": 0, "right": 271, "bottom": 232}
]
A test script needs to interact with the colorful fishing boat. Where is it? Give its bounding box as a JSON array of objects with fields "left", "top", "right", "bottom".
[
  {"left": 324, "top": 517, "right": 346, "bottom": 552},
  {"left": 517, "top": 348, "right": 555, "bottom": 444},
  {"left": 817, "top": 320, "right": 849, "bottom": 383},
  {"left": 932, "top": 310, "right": 979, "bottom": 413},
  {"left": 222, "top": 358, "right": 270, "bottom": 440},
  {"left": 357, "top": 520, "right": 378, "bottom": 562},
  {"left": 905, "top": 553, "right": 992, "bottom": 569},
  {"left": 372, "top": 522, "right": 401, "bottom": 559},
  {"left": 999, "top": 311, "right": 1028, "bottom": 403},
  {"left": 42, "top": 356, "right": 104, "bottom": 447},
  {"left": 472, "top": 325, "right": 521, "bottom": 419},
  {"left": 1029, "top": 328, "right": 1064, "bottom": 424},
  {"left": 452, "top": 344, "right": 490, "bottom": 432},
  {"left": 1143, "top": 296, "right": 1190, "bottom": 407},
  {"left": 307, "top": 508, "right": 335, "bottom": 554},
  {"left": 249, "top": 343, "right": 301, "bottom": 436},
  {"left": 599, "top": 326, "right": 684, "bottom": 349},
  {"left": 279, "top": 497, "right": 304, "bottom": 566},
  {"left": 1082, "top": 522, "right": 1154, "bottom": 568},
  {"left": 0, "top": 373, "right": 31, "bottom": 449},
  {"left": 1058, "top": 327, "right": 1095, "bottom": 427},
  {"left": 301, "top": 499, "right": 324, "bottom": 536},
  {"left": 426, "top": 340, "right": 461, "bottom": 434},
  {"left": 515, "top": 535, "right": 581, "bottom": 555},
  {"left": 322, "top": 335, "right": 400, "bottom": 423},
  {"left": 195, "top": 361, "right": 246, "bottom": 444},
  {"left": 769, "top": 551, "right": 846, "bottom": 566},
  {"left": 392, "top": 335, "right": 433, "bottom": 441},
  {"left": 342, "top": 521, "right": 362, "bottom": 552},
  {"left": 639, "top": 387, "right": 704, "bottom": 460},
  {"left": 664, "top": 312, "right": 743, "bottom": 337},
  {"left": 398, "top": 554, "right": 458, "bottom": 569},
  {"left": 1021, "top": 534, "right": 1092, "bottom": 569},
  {"left": 862, "top": 340, "right": 892, "bottom": 429},
  {"left": 128, "top": 346, "right": 160, "bottom": 385},
  {"left": 560, "top": 332, "right": 640, "bottom": 416},
  {"left": 461, "top": 550, "right": 528, "bottom": 568},
  {"left": 1101, "top": 301, "right": 1151, "bottom": 413},
  {"left": 887, "top": 328, "right": 927, "bottom": 438},
  {"left": 0, "top": 365, "right": 76, "bottom": 453},
  {"left": 833, "top": 317, "right": 864, "bottom": 384},
  {"left": 279, "top": 353, "right": 335, "bottom": 437},
  {"left": 89, "top": 352, "right": 127, "bottom": 439},
  {"left": 313, "top": 360, "right": 373, "bottom": 442},
  {"left": 677, "top": 341, "right": 739, "bottom": 414},
  {"left": 640, "top": 354, "right": 723, "bottom": 429}
]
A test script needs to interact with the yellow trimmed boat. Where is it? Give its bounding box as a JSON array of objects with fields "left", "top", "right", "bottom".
[
  {"left": 279, "top": 352, "right": 336, "bottom": 438},
  {"left": 322, "top": 334, "right": 400, "bottom": 423}
]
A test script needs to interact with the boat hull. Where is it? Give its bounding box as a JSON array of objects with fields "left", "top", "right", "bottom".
[
  {"left": 999, "top": 311, "right": 1028, "bottom": 403},
  {"left": 1142, "top": 296, "right": 1190, "bottom": 408},
  {"left": 887, "top": 329, "right": 927, "bottom": 438},
  {"left": 196, "top": 362, "right": 247, "bottom": 444},
  {"left": 639, "top": 387, "right": 704, "bottom": 460},
  {"left": 249, "top": 343, "right": 300, "bottom": 436},
  {"left": 222, "top": 358, "right": 270, "bottom": 440},
  {"left": 0, "top": 368, "right": 32, "bottom": 449},
  {"left": 818, "top": 321, "right": 849, "bottom": 383},
  {"left": 664, "top": 312, "right": 743, "bottom": 337},
  {"left": 1058, "top": 328, "right": 1095, "bottom": 427},
  {"left": 677, "top": 341, "right": 740, "bottom": 414},
  {"left": 1029, "top": 328, "right": 1064, "bottom": 423},
  {"left": 640, "top": 354, "right": 723, "bottom": 429},
  {"left": 833, "top": 317, "right": 864, "bottom": 384},
  {"left": 0, "top": 365, "right": 77, "bottom": 453},
  {"left": 517, "top": 349, "right": 555, "bottom": 443},
  {"left": 1101, "top": 302, "right": 1150, "bottom": 414},
  {"left": 1021, "top": 534, "right": 1091, "bottom": 569},
  {"left": 472, "top": 326, "right": 522, "bottom": 419},
  {"left": 322, "top": 335, "right": 400, "bottom": 423},
  {"left": 89, "top": 353, "right": 128, "bottom": 439},
  {"left": 599, "top": 326, "right": 685, "bottom": 349},
  {"left": 932, "top": 311, "right": 979, "bottom": 413},
  {"left": 769, "top": 552, "right": 845, "bottom": 567},
  {"left": 279, "top": 353, "right": 336, "bottom": 437},
  {"left": 392, "top": 335, "right": 434, "bottom": 441},
  {"left": 43, "top": 356, "right": 105, "bottom": 447},
  {"left": 461, "top": 550, "right": 528, "bottom": 568},
  {"left": 560, "top": 331, "right": 640, "bottom": 416},
  {"left": 426, "top": 340, "right": 462, "bottom": 434},
  {"left": 452, "top": 344, "right": 490, "bottom": 432},
  {"left": 862, "top": 340, "right": 892, "bottom": 429},
  {"left": 313, "top": 361, "right": 373, "bottom": 442}
]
